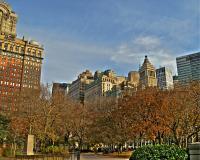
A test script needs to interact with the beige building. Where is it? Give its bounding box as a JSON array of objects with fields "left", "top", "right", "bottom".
[
  {"left": 0, "top": 0, "right": 17, "bottom": 38},
  {"left": 139, "top": 56, "right": 157, "bottom": 89},
  {"left": 0, "top": 1, "right": 44, "bottom": 111},
  {"left": 128, "top": 71, "right": 139, "bottom": 87},
  {"left": 68, "top": 70, "right": 94, "bottom": 103},
  {"left": 69, "top": 69, "right": 139, "bottom": 102},
  {"left": 85, "top": 70, "right": 117, "bottom": 100},
  {"left": 116, "top": 76, "right": 126, "bottom": 85}
]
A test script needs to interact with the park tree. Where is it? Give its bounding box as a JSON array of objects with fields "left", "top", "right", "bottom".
[
  {"left": 9, "top": 116, "right": 28, "bottom": 156},
  {"left": 120, "top": 88, "right": 171, "bottom": 145},
  {"left": 0, "top": 114, "right": 10, "bottom": 144},
  {"left": 161, "top": 82, "right": 200, "bottom": 147},
  {"left": 86, "top": 97, "right": 118, "bottom": 149}
]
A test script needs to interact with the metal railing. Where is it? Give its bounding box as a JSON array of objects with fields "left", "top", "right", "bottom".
[{"left": 14, "top": 152, "right": 80, "bottom": 160}]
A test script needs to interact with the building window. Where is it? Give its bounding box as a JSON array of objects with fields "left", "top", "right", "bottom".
[
  {"left": 28, "top": 48, "right": 31, "bottom": 53},
  {"left": 21, "top": 47, "right": 25, "bottom": 53},
  {"left": 16, "top": 46, "right": 19, "bottom": 52},
  {"left": 4, "top": 43, "right": 8, "bottom": 50},
  {"left": 10, "top": 46, "right": 13, "bottom": 51}
]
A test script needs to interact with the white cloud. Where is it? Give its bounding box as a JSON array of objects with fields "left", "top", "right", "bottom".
[
  {"left": 111, "top": 36, "right": 177, "bottom": 73},
  {"left": 133, "top": 36, "right": 161, "bottom": 49},
  {"left": 41, "top": 38, "right": 116, "bottom": 83}
]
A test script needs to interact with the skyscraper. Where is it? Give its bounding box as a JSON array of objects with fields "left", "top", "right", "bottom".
[
  {"left": 176, "top": 52, "right": 200, "bottom": 84},
  {"left": 139, "top": 55, "right": 157, "bottom": 89},
  {"left": 156, "top": 67, "right": 173, "bottom": 90},
  {"left": 52, "top": 83, "right": 70, "bottom": 96},
  {"left": 0, "top": 1, "right": 44, "bottom": 111},
  {"left": 68, "top": 70, "right": 94, "bottom": 103},
  {"left": 128, "top": 71, "right": 139, "bottom": 87}
]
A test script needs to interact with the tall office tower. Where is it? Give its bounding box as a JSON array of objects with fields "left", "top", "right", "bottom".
[
  {"left": 139, "top": 55, "right": 157, "bottom": 89},
  {"left": 68, "top": 70, "right": 94, "bottom": 103},
  {"left": 156, "top": 67, "right": 174, "bottom": 90},
  {"left": 128, "top": 71, "right": 139, "bottom": 87},
  {"left": 173, "top": 75, "right": 179, "bottom": 88},
  {"left": 52, "top": 83, "right": 70, "bottom": 97},
  {"left": 176, "top": 52, "right": 200, "bottom": 84},
  {"left": 0, "top": 1, "right": 44, "bottom": 111}
]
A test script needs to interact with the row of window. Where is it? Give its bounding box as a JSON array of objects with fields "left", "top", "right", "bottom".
[
  {"left": 0, "top": 72, "right": 21, "bottom": 78},
  {"left": 0, "top": 80, "right": 21, "bottom": 87},
  {"left": 25, "top": 60, "right": 41, "bottom": 65},
  {"left": 102, "top": 77, "right": 115, "bottom": 83},
  {"left": 24, "top": 66, "right": 40, "bottom": 71},
  {"left": 0, "top": 91, "right": 18, "bottom": 96},
  {"left": 0, "top": 42, "right": 42, "bottom": 58},
  {"left": 0, "top": 67, "right": 21, "bottom": 72}
]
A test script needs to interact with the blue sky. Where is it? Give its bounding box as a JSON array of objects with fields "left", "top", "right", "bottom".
[{"left": 7, "top": 0, "right": 200, "bottom": 83}]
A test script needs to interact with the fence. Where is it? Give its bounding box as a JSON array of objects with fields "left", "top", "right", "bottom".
[
  {"left": 14, "top": 152, "right": 79, "bottom": 160},
  {"left": 188, "top": 142, "right": 200, "bottom": 160}
]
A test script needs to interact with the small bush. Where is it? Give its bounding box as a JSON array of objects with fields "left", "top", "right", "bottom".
[
  {"left": 2, "top": 148, "right": 12, "bottom": 157},
  {"left": 129, "top": 144, "right": 188, "bottom": 160},
  {"left": 42, "top": 145, "right": 69, "bottom": 155}
]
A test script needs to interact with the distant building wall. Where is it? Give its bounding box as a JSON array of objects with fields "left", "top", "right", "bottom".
[
  {"left": 176, "top": 52, "right": 200, "bottom": 84},
  {"left": 85, "top": 70, "right": 117, "bottom": 101},
  {"left": 156, "top": 67, "right": 173, "bottom": 90},
  {"left": 52, "top": 83, "right": 70, "bottom": 96},
  {"left": 68, "top": 70, "right": 94, "bottom": 103},
  {"left": 128, "top": 71, "right": 139, "bottom": 87}
]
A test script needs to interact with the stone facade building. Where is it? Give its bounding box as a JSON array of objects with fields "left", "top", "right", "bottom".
[
  {"left": 0, "top": 1, "right": 44, "bottom": 111},
  {"left": 139, "top": 56, "right": 157, "bottom": 89},
  {"left": 85, "top": 70, "right": 117, "bottom": 100},
  {"left": 68, "top": 70, "right": 94, "bottom": 103},
  {"left": 128, "top": 71, "right": 139, "bottom": 87},
  {"left": 69, "top": 69, "right": 140, "bottom": 102}
]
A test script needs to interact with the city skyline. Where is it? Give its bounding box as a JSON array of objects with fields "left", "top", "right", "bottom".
[{"left": 7, "top": 0, "right": 200, "bottom": 83}]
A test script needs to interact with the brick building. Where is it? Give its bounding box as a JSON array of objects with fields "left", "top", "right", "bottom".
[{"left": 0, "top": 1, "right": 44, "bottom": 111}]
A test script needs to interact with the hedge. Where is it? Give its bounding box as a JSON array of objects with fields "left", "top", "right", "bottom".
[{"left": 129, "top": 144, "right": 188, "bottom": 160}]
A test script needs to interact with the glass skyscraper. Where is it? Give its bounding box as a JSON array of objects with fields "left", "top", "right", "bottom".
[
  {"left": 176, "top": 52, "right": 200, "bottom": 84},
  {"left": 156, "top": 67, "right": 174, "bottom": 90}
]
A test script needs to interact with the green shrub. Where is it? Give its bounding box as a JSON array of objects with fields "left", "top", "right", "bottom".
[
  {"left": 42, "top": 145, "right": 68, "bottom": 155},
  {"left": 2, "top": 148, "right": 12, "bottom": 157},
  {"left": 129, "top": 144, "right": 188, "bottom": 160}
]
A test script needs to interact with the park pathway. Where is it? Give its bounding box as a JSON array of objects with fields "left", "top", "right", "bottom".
[{"left": 80, "top": 153, "right": 129, "bottom": 160}]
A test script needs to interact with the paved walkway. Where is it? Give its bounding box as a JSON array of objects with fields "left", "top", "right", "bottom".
[{"left": 80, "top": 153, "right": 129, "bottom": 160}]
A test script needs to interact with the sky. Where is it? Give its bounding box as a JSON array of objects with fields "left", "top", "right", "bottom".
[{"left": 6, "top": 0, "right": 200, "bottom": 84}]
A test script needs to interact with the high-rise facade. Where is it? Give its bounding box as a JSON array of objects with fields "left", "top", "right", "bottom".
[
  {"left": 52, "top": 83, "right": 70, "bottom": 97},
  {"left": 85, "top": 70, "right": 117, "bottom": 100},
  {"left": 173, "top": 75, "right": 179, "bottom": 88},
  {"left": 176, "top": 52, "right": 200, "bottom": 84},
  {"left": 68, "top": 70, "right": 94, "bottom": 103},
  {"left": 0, "top": 1, "right": 44, "bottom": 111},
  {"left": 156, "top": 67, "right": 173, "bottom": 90},
  {"left": 69, "top": 69, "right": 131, "bottom": 102},
  {"left": 139, "top": 55, "right": 157, "bottom": 89},
  {"left": 128, "top": 71, "right": 139, "bottom": 87}
]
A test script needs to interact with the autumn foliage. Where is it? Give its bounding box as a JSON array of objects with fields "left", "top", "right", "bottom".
[{"left": 0, "top": 81, "right": 199, "bottom": 154}]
